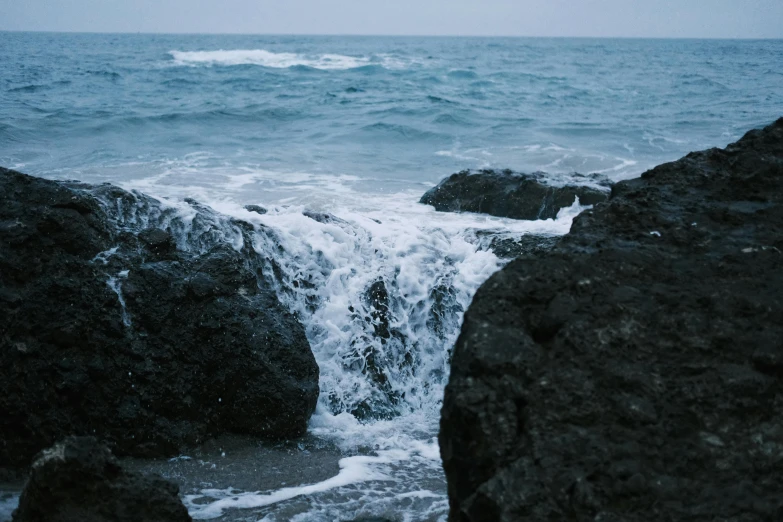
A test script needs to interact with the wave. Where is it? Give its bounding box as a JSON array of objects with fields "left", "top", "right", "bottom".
[{"left": 169, "top": 49, "right": 407, "bottom": 71}]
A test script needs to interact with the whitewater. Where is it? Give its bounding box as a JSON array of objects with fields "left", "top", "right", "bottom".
[{"left": 1, "top": 33, "right": 782, "bottom": 521}]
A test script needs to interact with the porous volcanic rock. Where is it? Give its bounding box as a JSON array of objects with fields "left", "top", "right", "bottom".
[
  {"left": 0, "top": 168, "right": 319, "bottom": 468},
  {"left": 12, "top": 436, "right": 191, "bottom": 522},
  {"left": 440, "top": 119, "right": 783, "bottom": 521},
  {"left": 420, "top": 169, "right": 610, "bottom": 220}
]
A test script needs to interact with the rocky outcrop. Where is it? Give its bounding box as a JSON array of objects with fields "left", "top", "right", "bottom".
[
  {"left": 12, "top": 437, "right": 190, "bottom": 522},
  {"left": 0, "top": 168, "right": 319, "bottom": 468},
  {"left": 420, "top": 169, "right": 610, "bottom": 220},
  {"left": 474, "top": 232, "right": 560, "bottom": 259},
  {"left": 440, "top": 119, "right": 783, "bottom": 521}
]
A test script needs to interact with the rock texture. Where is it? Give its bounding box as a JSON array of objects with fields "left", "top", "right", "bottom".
[
  {"left": 440, "top": 119, "right": 783, "bottom": 521},
  {"left": 12, "top": 436, "right": 191, "bottom": 522},
  {"left": 420, "top": 169, "right": 609, "bottom": 220},
  {"left": 0, "top": 168, "right": 319, "bottom": 468}
]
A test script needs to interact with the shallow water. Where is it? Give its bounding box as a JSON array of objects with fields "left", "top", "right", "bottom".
[{"left": 1, "top": 33, "right": 782, "bottom": 521}]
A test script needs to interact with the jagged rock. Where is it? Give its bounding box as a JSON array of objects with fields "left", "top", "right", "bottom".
[
  {"left": 244, "top": 204, "right": 267, "bottom": 215},
  {"left": 12, "top": 436, "right": 191, "bottom": 522},
  {"left": 345, "top": 280, "right": 402, "bottom": 421},
  {"left": 440, "top": 119, "right": 783, "bottom": 521},
  {"left": 0, "top": 168, "right": 319, "bottom": 468},
  {"left": 342, "top": 518, "right": 394, "bottom": 522},
  {"left": 474, "top": 232, "right": 560, "bottom": 259},
  {"left": 303, "top": 210, "right": 346, "bottom": 224},
  {"left": 420, "top": 169, "right": 610, "bottom": 220}
]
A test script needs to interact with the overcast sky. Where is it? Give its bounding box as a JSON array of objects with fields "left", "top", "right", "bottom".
[{"left": 1, "top": 0, "right": 782, "bottom": 38}]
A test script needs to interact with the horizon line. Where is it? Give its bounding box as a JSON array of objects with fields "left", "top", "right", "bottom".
[{"left": 1, "top": 29, "right": 781, "bottom": 40}]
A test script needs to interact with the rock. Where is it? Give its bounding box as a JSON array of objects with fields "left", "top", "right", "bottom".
[
  {"left": 344, "top": 280, "right": 403, "bottom": 422},
  {"left": 0, "top": 168, "right": 319, "bottom": 468},
  {"left": 474, "top": 232, "right": 560, "bottom": 259},
  {"left": 244, "top": 204, "right": 267, "bottom": 215},
  {"left": 342, "top": 518, "right": 394, "bottom": 522},
  {"left": 440, "top": 119, "right": 783, "bottom": 521},
  {"left": 12, "top": 436, "right": 191, "bottom": 522},
  {"left": 303, "top": 210, "right": 346, "bottom": 224},
  {"left": 420, "top": 169, "right": 610, "bottom": 220}
]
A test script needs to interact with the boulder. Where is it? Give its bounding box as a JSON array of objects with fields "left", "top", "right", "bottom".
[
  {"left": 440, "top": 119, "right": 783, "bottom": 521},
  {"left": 244, "top": 204, "right": 267, "bottom": 215},
  {"left": 474, "top": 232, "right": 560, "bottom": 259},
  {"left": 420, "top": 169, "right": 609, "bottom": 220},
  {"left": 0, "top": 168, "right": 319, "bottom": 468},
  {"left": 12, "top": 436, "right": 191, "bottom": 522}
]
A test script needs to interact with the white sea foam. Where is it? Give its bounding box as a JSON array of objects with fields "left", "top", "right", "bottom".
[
  {"left": 435, "top": 143, "right": 638, "bottom": 181},
  {"left": 106, "top": 274, "right": 131, "bottom": 327},
  {"left": 119, "top": 171, "right": 588, "bottom": 520},
  {"left": 169, "top": 49, "right": 408, "bottom": 70},
  {"left": 185, "top": 453, "right": 391, "bottom": 519}
]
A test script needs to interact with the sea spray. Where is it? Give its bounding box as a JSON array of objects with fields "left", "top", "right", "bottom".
[{"left": 86, "top": 181, "right": 587, "bottom": 520}]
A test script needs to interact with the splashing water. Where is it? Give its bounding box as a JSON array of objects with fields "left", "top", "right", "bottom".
[{"left": 87, "top": 179, "right": 588, "bottom": 521}]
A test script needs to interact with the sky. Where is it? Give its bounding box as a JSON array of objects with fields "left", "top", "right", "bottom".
[{"left": 1, "top": 0, "right": 782, "bottom": 38}]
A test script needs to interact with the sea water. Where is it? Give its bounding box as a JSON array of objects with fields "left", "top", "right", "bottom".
[{"left": 1, "top": 33, "right": 782, "bottom": 521}]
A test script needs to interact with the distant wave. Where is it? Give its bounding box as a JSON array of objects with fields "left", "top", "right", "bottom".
[{"left": 168, "top": 49, "right": 408, "bottom": 71}]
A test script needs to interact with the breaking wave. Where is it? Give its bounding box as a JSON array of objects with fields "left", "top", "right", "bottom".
[{"left": 169, "top": 49, "right": 409, "bottom": 70}]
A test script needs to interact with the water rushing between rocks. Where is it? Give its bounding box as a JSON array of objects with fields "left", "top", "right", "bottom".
[{"left": 1, "top": 33, "right": 782, "bottom": 521}]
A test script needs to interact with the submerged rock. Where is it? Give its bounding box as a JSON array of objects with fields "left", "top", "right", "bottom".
[
  {"left": 420, "top": 169, "right": 609, "bottom": 220},
  {"left": 244, "top": 204, "right": 267, "bottom": 215},
  {"left": 440, "top": 119, "right": 783, "bottom": 521},
  {"left": 12, "top": 436, "right": 191, "bottom": 522},
  {"left": 0, "top": 168, "right": 319, "bottom": 468}
]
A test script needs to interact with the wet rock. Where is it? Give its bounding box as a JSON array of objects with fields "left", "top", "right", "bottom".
[
  {"left": 138, "top": 227, "right": 176, "bottom": 258},
  {"left": 365, "top": 279, "right": 392, "bottom": 341},
  {"left": 440, "top": 119, "right": 783, "bottom": 521},
  {"left": 420, "top": 169, "right": 610, "bottom": 220},
  {"left": 12, "top": 436, "right": 191, "bottom": 522},
  {"left": 244, "top": 204, "right": 267, "bottom": 215},
  {"left": 0, "top": 168, "right": 319, "bottom": 468},
  {"left": 303, "top": 210, "right": 346, "bottom": 224},
  {"left": 475, "top": 232, "right": 560, "bottom": 259},
  {"left": 345, "top": 280, "right": 404, "bottom": 422}
]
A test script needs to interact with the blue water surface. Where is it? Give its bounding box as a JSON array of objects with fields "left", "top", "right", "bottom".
[{"left": 2, "top": 33, "right": 782, "bottom": 199}]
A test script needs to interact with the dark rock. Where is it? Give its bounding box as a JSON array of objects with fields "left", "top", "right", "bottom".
[
  {"left": 344, "top": 279, "right": 403, "bottom": 422},
  {"left": 342, "top": 518, "right": 394, "bottom": 522},
  {"left": 138, "top": 228, "right": 176, "bottom": 258},
  {"left": 303, "top": 210, "right": 346, "bottom": 224},
  {"left": 475, "top": 232, "right": 560, "bottom": 259},
  {"left": 244, "top": 204, "right": 267, "bottom": 215},
  {"left": 0, "top": 168, "right": 319, "bottom": 468},
  {"left": 440, "top": 119, "right": 783, "bottom": 521},
  {"left": 12, "top": 436, "right": 191, "bottom": 522},
  {"left": 366, "top": 279, "right": 392, "bottom": 341},
  {"left": 420, "top": 169, "right": 610, "bottom": 220}
]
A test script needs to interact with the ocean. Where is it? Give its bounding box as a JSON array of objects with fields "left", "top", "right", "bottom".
[{"left": 1, "top": 32, "right": 782, "bottom": 521}]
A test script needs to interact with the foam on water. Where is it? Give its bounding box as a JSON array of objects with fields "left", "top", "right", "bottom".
[
  {"left": 113, "top": 173, "right": 587, "bottom": 520},
  {"left": 169, "top": 49, "right": 408, "bottom": 70}
]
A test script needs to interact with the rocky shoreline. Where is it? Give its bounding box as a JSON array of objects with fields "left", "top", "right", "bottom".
[
  {"left": 440, "top": 118, "right": 783, "bottom": 521},
  {"left": 2, "top": 118, "right": 781, "bottom": 520},
  {"left": 420, "top": 169, "right": 610, "bottom": 220}
]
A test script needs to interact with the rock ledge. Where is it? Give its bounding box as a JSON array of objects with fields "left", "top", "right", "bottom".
[{"left": 440, "top": 119, "right": 783, "bottom": 521}]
